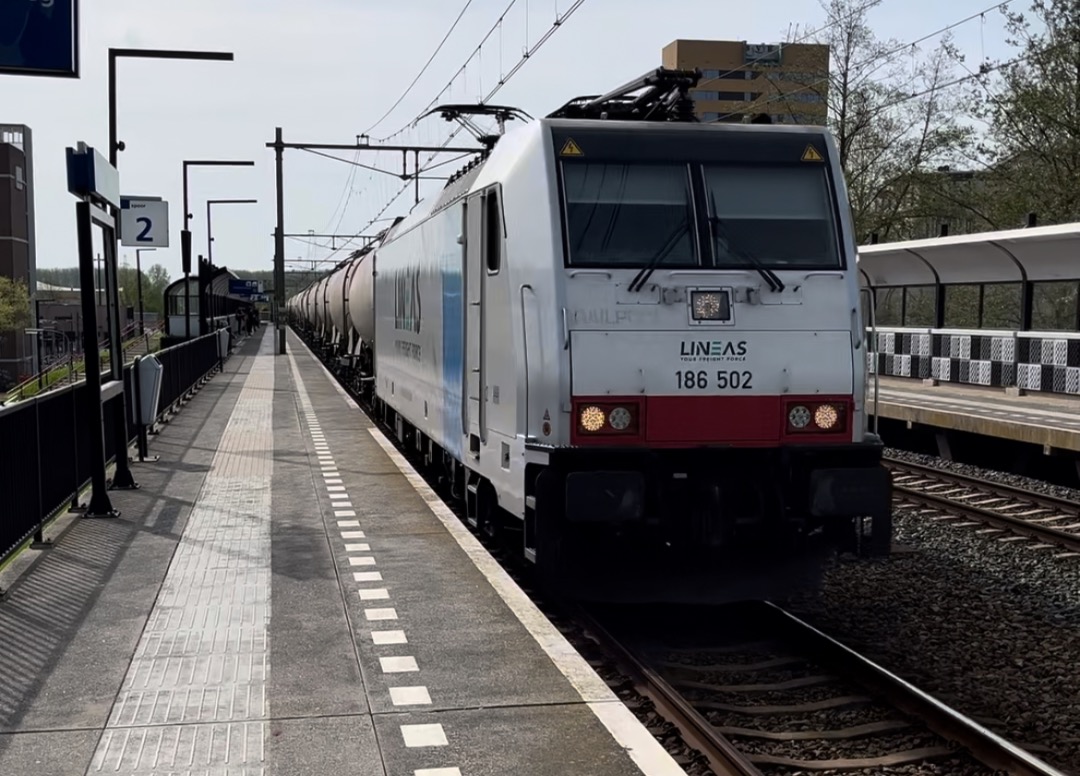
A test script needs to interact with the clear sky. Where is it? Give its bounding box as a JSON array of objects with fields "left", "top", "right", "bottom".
[{"left": 2, "top": 0, "right": 1018, "bottom": 282}]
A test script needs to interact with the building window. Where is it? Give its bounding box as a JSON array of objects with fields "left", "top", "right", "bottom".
[
  {"left": 766, "top": 71, "right": 824, "bottom": 82},
  {"left": 692, "top": 91, "right": 753, "bottom": 102},
  {"left": 15, "top": 166, "right": 24, "bottom": 191},
  {"left": 699, "top": 69, "right": 761, "bottom": 80},
  {"left": 779, "top": 91, "right": 825, "bottom": 103}
]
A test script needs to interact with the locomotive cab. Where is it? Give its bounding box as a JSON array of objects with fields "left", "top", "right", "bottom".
[{"left": 516, "top": 80, "right": 893, "bottom": 569}]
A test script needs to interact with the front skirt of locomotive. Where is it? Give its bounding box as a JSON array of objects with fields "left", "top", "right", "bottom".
[{"left": 533, "top": 442, "right": 891, "bottom": 603}]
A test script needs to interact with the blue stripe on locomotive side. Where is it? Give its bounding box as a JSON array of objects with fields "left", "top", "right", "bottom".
[{"left": 441, "top": 233, "right": 464, "bottom": 461}]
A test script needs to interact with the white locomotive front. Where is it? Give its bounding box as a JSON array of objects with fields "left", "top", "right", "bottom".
[{"left": 290, "top": 70, "right": 893, "bottom": 584}]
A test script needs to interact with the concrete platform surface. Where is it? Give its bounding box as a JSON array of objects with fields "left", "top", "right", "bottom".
[
  {"left": 871, "top": 376, "right": 1080, "bottom": 451},
  {"left": 0, "top": 327, "right": 688, "bottom": 776}
]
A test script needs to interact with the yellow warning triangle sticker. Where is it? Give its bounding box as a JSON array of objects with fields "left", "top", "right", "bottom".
[
  {"left": 560, "top": 138, "right": 584, "bottom": 157},
  {"left": 801, "top": 144, "right": 823, "bottom": 162}
]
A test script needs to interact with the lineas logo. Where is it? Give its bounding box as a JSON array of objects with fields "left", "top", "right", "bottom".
[
  {"left": 679, "top": 340, "right": 748, "bottom": 362},
  {"left": 394, "top": 269, "right": 422, "bottom": 333}
]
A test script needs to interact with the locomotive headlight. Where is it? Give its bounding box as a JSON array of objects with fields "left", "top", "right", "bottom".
[
  {"left": 788, "top": 405, "right": 812, "bottom": 429},
  {"left": 608, "top": 406, "right": 632, "bottom": 431},
  {"left": 580, "top": 405, "right": 606, "bottom": 432},
  {"left": 814, "top": 403, "right": 839, "bottom": 430},
  {"left": 690, "top": 290, "right": 730, "bottom": 321}
]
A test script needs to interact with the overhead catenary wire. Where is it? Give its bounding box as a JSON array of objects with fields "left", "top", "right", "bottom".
[
  {"left": 315, "top": 0, "right": 476, "bottom": 247},
  {"left": 376, "top": 0, "right": 521, "bottom": 144},
  {"left": 318, "top": 0, "right": 588, "bottom": 263},
  {"left": 359, "top": 0, "right": 477, "bottom": 136}
]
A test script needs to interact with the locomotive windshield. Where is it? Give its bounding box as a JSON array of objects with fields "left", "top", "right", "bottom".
[
  {"left": 705, "top": 165, "right": 840, "bottom": 268},
  {"left": 561, "top": 162, "right": 699, "bottom": 268},
  {"left": 556, "top": 129, "right": 845, "bottom": 271}
]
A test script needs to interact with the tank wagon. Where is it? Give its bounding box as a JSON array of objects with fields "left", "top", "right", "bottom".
[{"left": 288, "top": 69, "right": 893, "bottom": 582}]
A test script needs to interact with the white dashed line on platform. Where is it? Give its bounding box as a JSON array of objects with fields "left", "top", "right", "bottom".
[
  {"left": 344, "top": 543, "right": 370, "bottom": 552},
  {"left": 389, "top": 686, "right": 432, "bottom": 706},
  {"left": 349, "top": 557, "right": 376, "bottom": 566},
  {"left": 353, "top": 572, "right": 382, "bottom": 582},
  {"left": 364, "top": 608, "right": 398, "bottom": 621},
  {"left": 380, "top": 656, "right": 419, "bottom": 673},
  {"left": 337, "top": 520, "right": 360, "bottom": 528},
  {"left": 358, "top": 588, "right": 389, "bottom": 600},
  {"left": 401, "top": 724, "right": 448, "bottom": 747},
  {"left": 372, "top": 630, "right": 407, "bottom": 645},
  {"left": 415, "top": 768, "right": 462, "bottom": 776},
  {"left": 341, "top": 530, "right": 364, "bottom": 538}
]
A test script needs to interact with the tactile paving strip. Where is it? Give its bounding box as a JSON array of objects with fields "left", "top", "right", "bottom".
[{"left": 90, "top": 337, "right": 274, "bottom": 775}]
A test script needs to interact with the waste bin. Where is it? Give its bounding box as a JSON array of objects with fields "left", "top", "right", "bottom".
[
  {"left": 217, "top": 328, "right": 230, "bottom": 361},
  {"left": 136, "top": 354, "right": 164, "bottom": 425}
]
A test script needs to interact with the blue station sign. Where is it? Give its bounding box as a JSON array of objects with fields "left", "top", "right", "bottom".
[
  {"left": 0, "top": 0, "right": 80, "bottom": 78},
  {"left": 229, "top": 279, "right": 264, "bottom": 296}
]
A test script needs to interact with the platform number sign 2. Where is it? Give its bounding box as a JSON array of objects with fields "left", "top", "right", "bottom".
[
  {"left": 136, "top": 217, "right": 153, "bottom": 241},
  {"left": 120, "top": 198, "right": 170, "bottom": 248}
]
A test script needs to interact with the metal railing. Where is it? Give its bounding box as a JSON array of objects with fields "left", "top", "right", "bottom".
[
  {"left": 0, "top": 330, "right": 225, "bottom": 566},
  {"left": 1, "top": 320, "right": 166, "bottom": 405}
]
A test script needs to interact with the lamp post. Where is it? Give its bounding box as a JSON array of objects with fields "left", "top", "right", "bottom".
[
  {"left": 135, "top": 247, "right": 154, "bottom": 335},
  {"left": 182, "top": 161, "right": 255, "bottom": 338},
  {"left": 107, "top": 47, "right": 235, "bottom": 491},
  {"left": 206, "top": 198, "right": 258, "bottom": 265}
]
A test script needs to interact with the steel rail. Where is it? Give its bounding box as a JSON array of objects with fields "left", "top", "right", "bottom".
[
  {"left": 759, "top": 602, "right": 1069, "bottom": 776},
  {"left": 886, "top": 458, "right": 1080, "bottom": 553},
  {"left": 573, "top": 607, "right": 764, "bottom": 776}
]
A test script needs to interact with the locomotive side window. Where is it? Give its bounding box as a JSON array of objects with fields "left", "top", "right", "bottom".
[
  {"left": 561, "top": 162, "right": 698, "bottom": 267},
  {"left": 704, "top": 165, "right": 841, "bottom": 269},
  {"left": 484, "top": 188, "right": 502, "bottom": 274}
]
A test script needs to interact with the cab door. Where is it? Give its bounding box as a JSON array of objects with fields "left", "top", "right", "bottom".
[
  {"left": 464, "top": 193, "right": 485, "bottom": 458},
  {"left": 463, "top": 186, "right": 502, "bottom": 459}
]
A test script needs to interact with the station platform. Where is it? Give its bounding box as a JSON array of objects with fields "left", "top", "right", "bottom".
[
  {"left": 0, "top": 328, "right": 686, "bottom": 776},
  {"left": 870, "top": 375, "right": 1080, "bottom": 452}
]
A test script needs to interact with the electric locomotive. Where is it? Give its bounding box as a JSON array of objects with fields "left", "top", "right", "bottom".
[{"left": 289, "top": 69, "right": 892, "bottom": 589}]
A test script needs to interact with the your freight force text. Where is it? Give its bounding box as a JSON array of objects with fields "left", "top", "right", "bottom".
[{"left": 675, "top": 369, "right": 753, "bottom": 390}]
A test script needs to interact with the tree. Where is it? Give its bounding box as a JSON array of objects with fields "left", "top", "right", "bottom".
[
  {"left": 143, "top": 264, "right": 171, "bottom": 315},
  {"left": 0, "top": 277, "right": 31, "bottom": 331},
  {"left": 975, "top": 0, "right": 1080, "bottom": 227},
  {"left": 781, "top": 0, "right": 977, "bottom": 241}
]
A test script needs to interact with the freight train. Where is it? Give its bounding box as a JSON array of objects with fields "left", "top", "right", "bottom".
[{"left": 288, "top": 69, "right": 893, "bottom": 591}]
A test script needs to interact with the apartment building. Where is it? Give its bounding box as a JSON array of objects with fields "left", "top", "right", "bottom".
[{"left": 662, "top": 39, "right": 829, "bottom": 125}]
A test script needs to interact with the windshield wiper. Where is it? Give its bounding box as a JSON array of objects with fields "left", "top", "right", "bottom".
[
  {"left": 708, "top": 192, "right": 785, "bottom": 293},
  {"left": 628, "top": 217, "right": 689, "bottom": 293}
]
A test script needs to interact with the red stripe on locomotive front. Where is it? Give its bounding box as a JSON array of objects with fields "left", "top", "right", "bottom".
[{"left": 571, "top": 395, "right": 854, "bottom": 447}]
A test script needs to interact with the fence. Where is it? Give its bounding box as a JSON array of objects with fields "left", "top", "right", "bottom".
[
  {"left": 0, "top": 331, "right": 225, "bottom": 565},
  {"left": 868, "top": 326, "right": 1080, "bottom": 396}
]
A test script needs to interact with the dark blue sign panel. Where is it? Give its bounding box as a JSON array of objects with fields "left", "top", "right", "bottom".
[
  {"left": 0, "top": 0, "right": 79, "bottom": 78},
  {"left": 229, "top": 279, "right": 262, "bottom": 296}
]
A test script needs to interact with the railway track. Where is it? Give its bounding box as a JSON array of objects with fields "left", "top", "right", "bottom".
[
  {"left": 296, "top": 332, "right": 1069, "bottom": 775},
  {"left": 885, "top": 458, "right": 1080, "bottom": 555},
  {"left": 575, "top": 601, "right": 1067, "bottom": 776}
]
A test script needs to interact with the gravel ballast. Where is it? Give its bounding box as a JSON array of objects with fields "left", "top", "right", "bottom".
[{"left": 783, "top": 451, "right": 1080, "bottom": 774}]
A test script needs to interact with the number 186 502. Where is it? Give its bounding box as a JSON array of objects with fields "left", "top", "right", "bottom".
[{"left": 676, "top": 369, "right": 753, "bottom": 390}]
